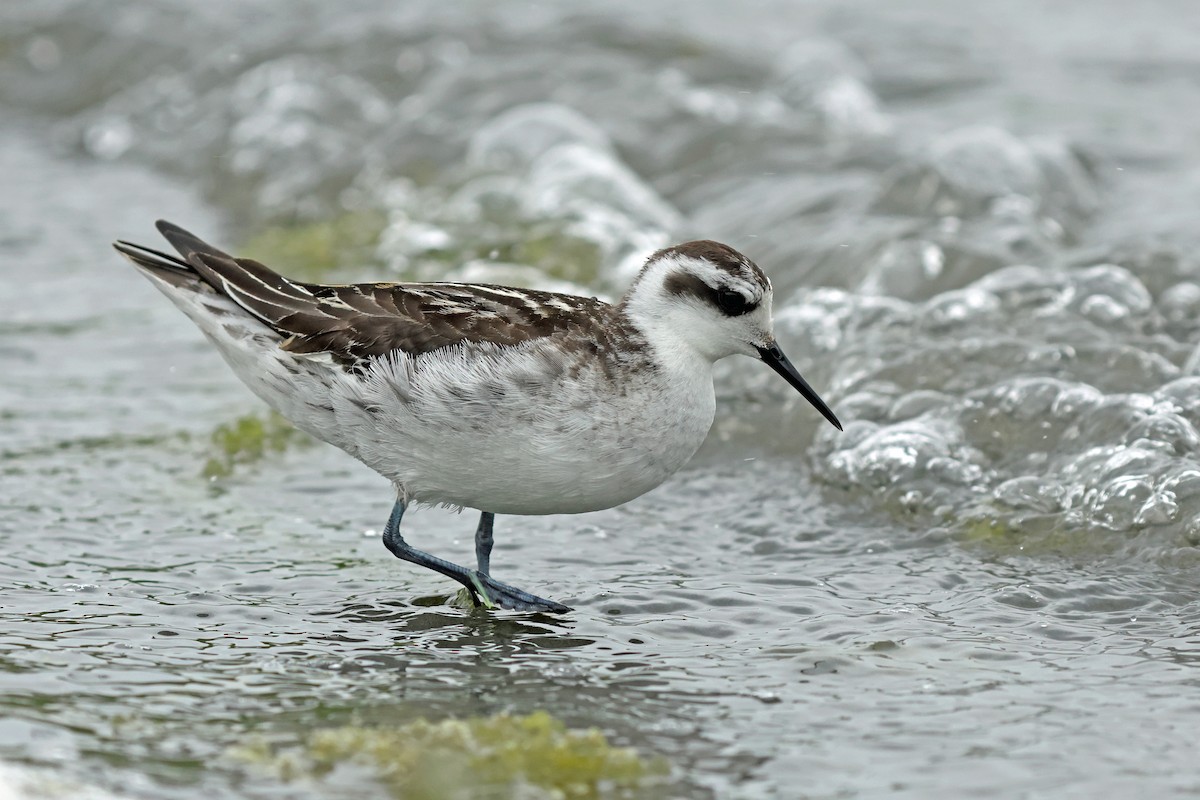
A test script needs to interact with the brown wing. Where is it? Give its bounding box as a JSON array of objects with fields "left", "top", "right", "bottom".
[{"left": 150, "top": 220, "right": 610, "bottom": 362}]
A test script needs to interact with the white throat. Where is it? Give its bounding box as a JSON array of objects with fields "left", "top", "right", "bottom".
[{"left": 621, "top": 292, "right": 724, "bottom": 373}]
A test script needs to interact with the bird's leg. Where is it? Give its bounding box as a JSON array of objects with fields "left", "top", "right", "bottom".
[
  {"left": 469, "top": 511, "right": 572, "bottom": 613},
  {"left": 381, "top": 501, "right": 571, "bottom": 614},
  {"left": 475, "top": 512, "right": 495, "bottom": 575},
  {"left": 382, "top": 500, "right": 483, "bottom": 606}
]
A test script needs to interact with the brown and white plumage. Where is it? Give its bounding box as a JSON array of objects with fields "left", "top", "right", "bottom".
[
  {"left": 113, "top": 220, "right": 839, "bottom": 611},
  {"left": 117, "top": 221, "right": 642, "bottom": 366}
]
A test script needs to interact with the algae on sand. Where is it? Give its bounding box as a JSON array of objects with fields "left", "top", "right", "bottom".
[
  {"left": 202, "top": 411, "right": 309, "bottom": 479},
  {"left": 233, "top": 711, "right": 667, "bottom": 799}
]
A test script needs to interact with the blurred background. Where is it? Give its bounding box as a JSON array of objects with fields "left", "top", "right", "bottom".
[{"left": 3, "top": 0, "right": 1200, "bottom": 797}]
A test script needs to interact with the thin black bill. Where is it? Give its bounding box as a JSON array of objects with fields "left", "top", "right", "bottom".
[{"left": 755, "top": 343, "right": 842, "bottom": 431}]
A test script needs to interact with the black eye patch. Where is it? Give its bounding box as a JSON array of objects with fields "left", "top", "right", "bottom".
[
  {"left": 663, "top": 269, "right": 758, "bottom": 317},
  {"left": 716, "top": 288, "right": 753, "bottom": 316}
]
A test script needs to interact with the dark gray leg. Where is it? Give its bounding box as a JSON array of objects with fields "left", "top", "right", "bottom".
[
  {"left": 475, "top": 512, "right": 495, "bottom": 575},
  {"left": 381, "top": 501, "right": 570, "bottom": 613},
  {"left": 381, "top": 500, "right": 482, "bottom": 605}
]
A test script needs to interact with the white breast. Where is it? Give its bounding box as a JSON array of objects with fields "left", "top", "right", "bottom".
[{"left": 328, "top": 339, "right": 717, "bottom": 515}]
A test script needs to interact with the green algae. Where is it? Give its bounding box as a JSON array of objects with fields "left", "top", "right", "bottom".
[
  {"left": 958, "top": 512, "right": 1127, "bottom": 559},
  {"left": 239, "top": 210, "right": 387, "bottom": 280},
  {"left": 202, "top": 411, "right": 309, "bottom": 479},
  {"left": 237, "top": 194, "right": 605, "bottom": 288},
  {"left": 233, "top": 711, "right": 667, "bottom": 799},
  {"left": 961, "top": 516, "right": 1013, "bottom": 544},
  {"left": 517, "top": 228, "right": 604, "bottom": 286},
  {"left": 385, "top": 179, "right": 608, "bottom": 287}
]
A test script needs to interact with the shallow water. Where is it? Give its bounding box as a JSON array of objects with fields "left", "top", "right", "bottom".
[{"left": 4, "top": 1, "right": 1200, "bottom": 797}]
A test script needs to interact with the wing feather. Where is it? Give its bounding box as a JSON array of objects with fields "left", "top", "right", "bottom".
[{"left": 138, "top": 220, "right": 624, "bottom": 365}]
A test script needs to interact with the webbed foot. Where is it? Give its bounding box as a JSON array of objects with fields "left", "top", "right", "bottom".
[{"left": 466, "top": 571, "right": 572, "bottom": 614}]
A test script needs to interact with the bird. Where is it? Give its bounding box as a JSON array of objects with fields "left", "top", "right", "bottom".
[{"left": 113, "top": 221, "right": 841, "bottom": 613}]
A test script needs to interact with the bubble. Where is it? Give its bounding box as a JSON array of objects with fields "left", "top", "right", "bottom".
[
  {"left": 1125, "top": 413, "right": 1200, "bottom": 455},
  {"left": 1134, "top": 487, "right": 1179, "bottom": 527},
  {"left": 775, "top": 39, "right": 870, "bottom": 100},
  {"left": 890, "top": 391, "right": 957, "bottom": 421},
  {"left": 378, "top": 105, "right": 679, "bottom": 292},
  {"left": 860, "top": 240, "right": 946, "bottom": 299},
  {"left": 83, "top": 117, "right": 134, "bottom": 160},
  {"left": 25, "top": 36, "right": 62, "bottom": 71},
  {"left": 993, "top": 477, "right": 1067, "bottom": 513},
  {"left": 1184, "top": 516, "right": 1200, "bottom": 546},
  {"left": 792, "top": 252, "right": 1200, "bottom": 550},
  {"left": 1155, "top": 378, "right": 1200, "bottom": 420},
  {"left": 1078, "top": 294, "right": 1130, "bottom": 325},
  {"left": 220, "top": 57, "right": 390, "bottom": 213},
  {"left": 1067, "top": 264, "right": 1153, "bottom": 326},
  {"left": 468, "top": 104, "right": 614, "bottom": 171},
  {"left": 919, "top": 287, "right": 1001, "bottom": 330},
  {"left": 871, "top": 126, "right": 1096, "bottom": 253},
  {"left": 1159, "top": 282, "right": 1200, "bottom": 323},
  {"left": 525, "top": 143, "right": 680, "bottom": 235},
  {"left": 929, "top": 126, "right": 1042, "bottom": 202}
]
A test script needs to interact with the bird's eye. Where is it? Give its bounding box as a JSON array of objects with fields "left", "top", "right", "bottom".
[{"left": 716, "top": 289, "right": 751, "bottom": 316}]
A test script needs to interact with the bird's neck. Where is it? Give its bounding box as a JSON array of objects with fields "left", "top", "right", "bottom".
[{"left": 619, "top": 296, "right": 717, "bottom": 379}]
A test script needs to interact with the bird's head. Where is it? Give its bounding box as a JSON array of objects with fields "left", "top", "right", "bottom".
[{"left": 621, "top": 240, "right": 841, "bottom": 430}]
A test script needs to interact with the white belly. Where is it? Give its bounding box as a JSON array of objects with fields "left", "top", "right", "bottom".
[{"left": 329, "top": 341, "right": 717, "bottom": 514}]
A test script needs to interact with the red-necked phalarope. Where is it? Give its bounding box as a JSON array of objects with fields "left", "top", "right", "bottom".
[{"left": 114, "top": 221, "right": 841, "bottom": 613}]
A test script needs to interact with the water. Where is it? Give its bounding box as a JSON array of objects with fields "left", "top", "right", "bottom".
[{"left": 3, "top": 1, "right": 1200, "bottom": 797}]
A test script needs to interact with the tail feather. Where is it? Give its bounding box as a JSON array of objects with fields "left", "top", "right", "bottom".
[
  {"left": 113, "top": 223, "right": 332, "bottom": 442},
  {"left": 155, "top": 219, "right": 234, "bottom": 262},
  {"left": 115, "top": 220, "right": 318, "bottom": 333},
  {"left": 112, "top": 239, "right": 203, "bottom": 289}
]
